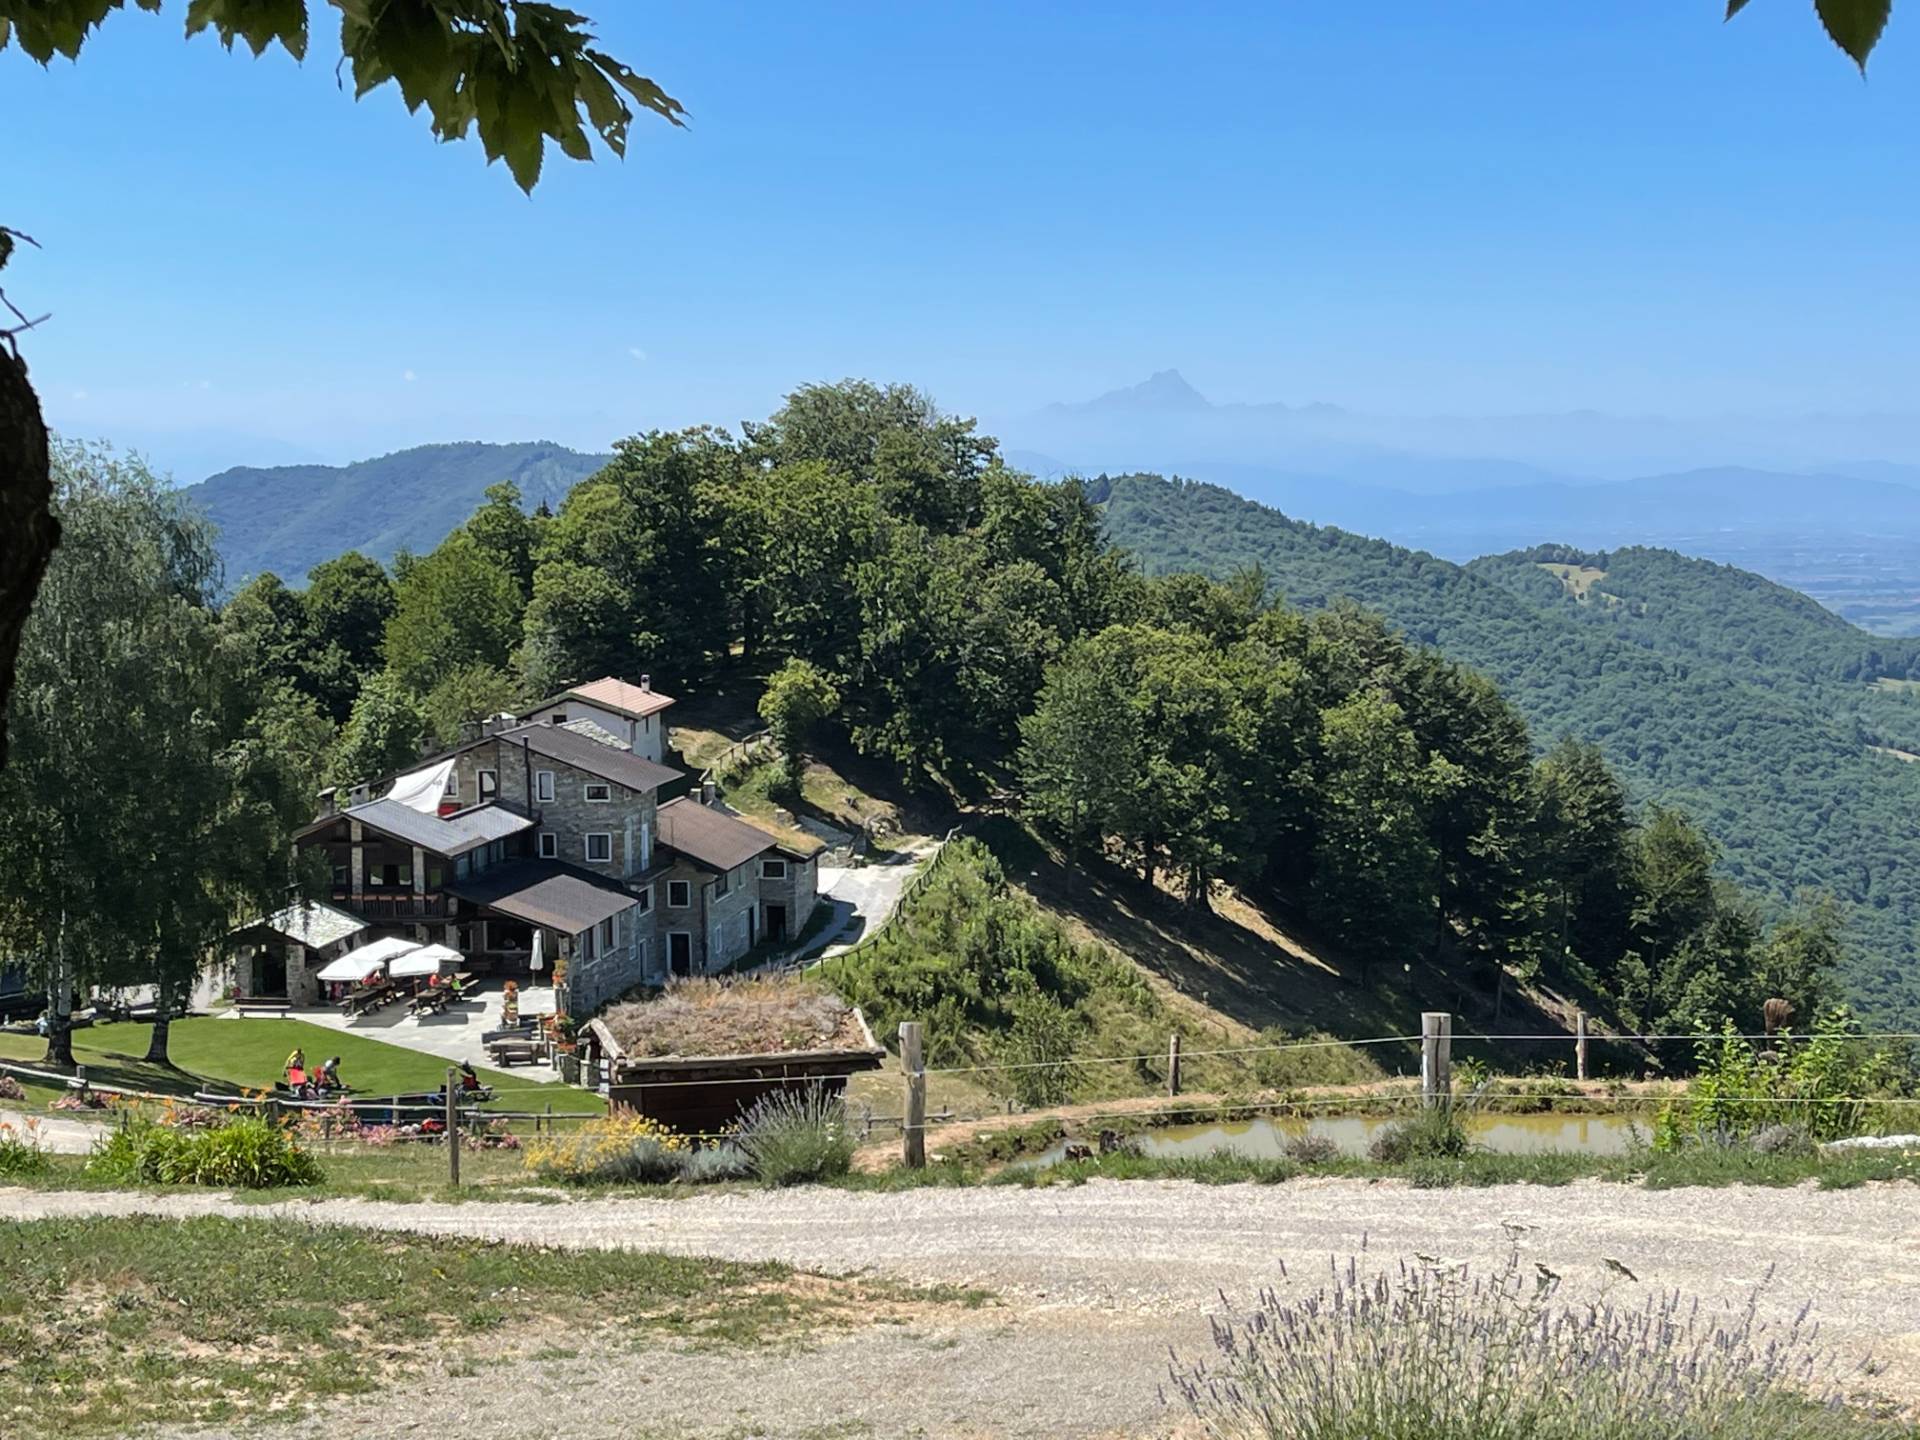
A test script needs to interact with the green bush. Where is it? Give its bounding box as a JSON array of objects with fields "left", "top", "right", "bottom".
[
  {"left": 87, "top": 1117, "right": 324, "bottom": 1189},
  {"left": 736, "top": 1086, "right": 855, "bottom": 1186},
  {"left": 1252, "top": 1026, "right": 1386, "bottom": 1090},
  {"left": 678, "top": 1143, "right": 754, "bottom": 1184},
  {"left": 1368, "top": 1106, "right": 1472, "bottom": 1163}
]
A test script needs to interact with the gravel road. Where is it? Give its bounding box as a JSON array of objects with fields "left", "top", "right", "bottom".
[{"left": 6, "top": 1179, "right": 1919, "bottom": 1438}]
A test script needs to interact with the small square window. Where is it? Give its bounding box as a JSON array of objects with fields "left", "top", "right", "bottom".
[
  {"left": 584, "top": 782, "right": 612, "bottom": 803},
  {"left": 762, "top": 858, "right": 788, "bottom": 880},
  {"left": 535, "top": 770, "right": 556, "bottom": 803},
  {"left": 585, "top": 833, "right": 613, "bottom": 863},
  {"left": 538, "top": 832, "right": 558, "bottom": 859},
  {"left": 668, "top": 880, "right": 691, "bottom": 908}
]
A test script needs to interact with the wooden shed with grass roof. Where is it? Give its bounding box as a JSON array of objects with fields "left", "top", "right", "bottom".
[{"left": 579, "top": 976, "right": 884, "bottom": 1133}]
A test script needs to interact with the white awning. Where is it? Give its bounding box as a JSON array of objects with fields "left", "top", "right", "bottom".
[
  {"left": 389, "top": 943, "right": 461, "bottom": 978},
  {"left": 315, "top": 935, "right": 420, "bottom": 982},
  {"left": 386, "top": 757, "right": 456, "bottom": 815}
]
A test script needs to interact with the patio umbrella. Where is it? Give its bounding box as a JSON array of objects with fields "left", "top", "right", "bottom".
[
  {"left": 389, "top": 943, "right": 461, "bottom": 979},
  {"left": 315, "top": 935, "right": 420, "bottom": 983},
  {"left": 529, "top": 929, "right": 544, "bottom": 972}
]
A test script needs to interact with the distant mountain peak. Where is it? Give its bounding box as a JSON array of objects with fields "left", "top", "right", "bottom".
[{"left": 1055, "top": 368, "right": 1215, "bottom": 414}]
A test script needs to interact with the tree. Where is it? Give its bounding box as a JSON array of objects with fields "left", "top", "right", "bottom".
[
  {"left": 0, "top": 1, "right": 681, "bottom": 767},
  {"left": 421, "top": 662, "right": 528, "bottom": 747},
  {"left": 465, "top": 480, "right": 541, "bottom": 598},
  {"left": 1018, "top": 636, "right": 1144, "bottom": 853},
  {"left": 1726, "top": 0, "right": 1893, "bottom": 71},
  {"left": 328, "top": 671, "right": 424, "bottom": 788},
  {"left": 0, "top": 445, "right": 311, "bottom": 1066},
  {"left": 220, "top": 572, "right": 309, "bottom": 693},
  {"left": 758, "top": 658, "right": 840, "bottom": 795},
  {"left": 383, "top": 531, "right": 524, "bottom": 693},
  {"left": 302, "top": 551, "right": 395, "bottom": 722},
  {"left": 521, "top": 558, "right": 645, "bottom": 695}
]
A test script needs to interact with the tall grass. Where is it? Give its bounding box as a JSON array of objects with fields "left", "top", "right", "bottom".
[
  {"left": 86, "top": 1116, "right": 323, "bottom": 1189},
  {"left": 1168, "top": 1252, "right": 1905, "bottom": 1439}
]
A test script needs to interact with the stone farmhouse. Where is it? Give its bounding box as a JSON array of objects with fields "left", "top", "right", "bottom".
[{"left": 241, "top": 676, "right": 821, "bottom": 1018}]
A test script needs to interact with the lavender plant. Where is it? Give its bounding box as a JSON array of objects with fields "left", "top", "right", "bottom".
[{"left": 1168, "top": 1252, "right": 1905, "bottom": 1439}]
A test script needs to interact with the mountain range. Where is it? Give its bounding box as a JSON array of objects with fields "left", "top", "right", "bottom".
[
  {"left": 184, "top": 441, "right": 609, "bottom": 588},
  {"left": 1099, "top": 472, "right": 1920, "bottom": 1025}
]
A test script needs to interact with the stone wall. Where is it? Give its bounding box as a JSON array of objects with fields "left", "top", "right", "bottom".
[{"left": 447, "top": 738, "right": 657, "bottom": 879}]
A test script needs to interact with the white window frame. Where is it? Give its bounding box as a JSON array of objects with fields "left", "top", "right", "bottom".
[
  {"left": 599, "top": 916, "right": 615, "bottom": 950},
  {"left": 667, "top": 879, "right": 691, "bottom": 908},
  {"left": 762, "top": 857, "right": 788, "bottom": 880},
  {"left": 538, "top": 832, "right": 558, "bottom": 859},
  {"left": 634, "top": 884, "right": 652, "bottom": 915},
  {"left": 580, "top": 926, "right": 596, "bottom": 962},
  {"left": 535, "top": 769, "right": 556, "bottom": 803},
  {"left": 477, "top": 769, "right": 498, "bottom": 803},
  {"left": 442, "top": 771, "right": 460, "bottom": 800},
  {"left": 584, "top": 832, "right": 613, "bottom": 864},
  {"left": 584, "top": 781, "right": 612, "bottom": 803}
]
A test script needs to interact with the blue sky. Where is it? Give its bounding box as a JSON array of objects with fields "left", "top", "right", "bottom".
[{"left": 4, "top": 1, "right": 1917, "bottom": 480}]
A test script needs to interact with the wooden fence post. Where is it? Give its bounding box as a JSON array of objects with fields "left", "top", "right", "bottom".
[
  {"left": 900, "top": 1021, "right": 926, "bottom": 1169},
  {"left": 445, "top": 1067, "right": 461, "bottom": 1187},
  {"left": 1575, "top": 1011, "right": 1589, "bottom": 1082},
  {"left": 1421, "top": 1012, "right": 1453, "bottom": 1111},
  {"left": 1167, "top": 1033, "right": 1182, "bottom": 1097}
]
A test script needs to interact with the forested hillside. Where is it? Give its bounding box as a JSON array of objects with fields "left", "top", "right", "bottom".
[
  {"left": 183, "top": 441, "right": 607, "bottom": 588},
  {"left": 1099, "top": 473, "right": 1920, "bottom": 1023}
]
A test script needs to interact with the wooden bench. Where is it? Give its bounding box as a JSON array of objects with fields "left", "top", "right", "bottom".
[
  {"left": 486, "top": 1039, "right": 539, "bottom": 1067},
  {"left": 232, "top": 996, "right": 292, "bottom": 1018}
]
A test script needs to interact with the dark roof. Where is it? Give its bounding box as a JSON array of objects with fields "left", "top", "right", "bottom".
[
  {"left": 309, "top": 798, "right": 534, "bottom": 857},
  {"left": 448, "top": 859, "right": 638, "bottom": 934},
  {"left": 499, "top": 723, "right": 681, "bottom": 794},
  {"left": 657, "top": 797, "right": 776, "bottom": 872}
]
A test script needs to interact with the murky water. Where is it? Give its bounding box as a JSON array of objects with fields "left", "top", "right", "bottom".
[{"left": 1018, "top": 1111, "right": 1642, "bottom": 1168}]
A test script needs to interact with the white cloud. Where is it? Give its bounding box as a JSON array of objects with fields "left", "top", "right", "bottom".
[
  {"left": 402, "top": 369, "right": 417, "bottom": 383},
  {"left": 627, "top": 346, "right": 647, "bottom": 362},
  {"left": 70, "top": 389, "right": 88, "bottom": 401}
]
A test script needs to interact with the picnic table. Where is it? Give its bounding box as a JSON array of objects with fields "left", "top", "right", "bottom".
[
  {"left": 409, "top": 987, "right": 455, "bottom": 1017},
  {"left": 341, "top": 982, "right": 399, "bottom": 1017}
]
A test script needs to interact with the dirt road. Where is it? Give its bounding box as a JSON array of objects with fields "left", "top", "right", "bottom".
[{"left": 6, "top": 1179, "right": 1918, "bottom": 1438}]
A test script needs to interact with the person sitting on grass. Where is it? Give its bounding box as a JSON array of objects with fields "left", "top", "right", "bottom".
[
  {"left": 318, "top": 1056, "right": 342, "bottom": 1091},
  {"left": 284, "top": 1047, "right": 305, "bottom": 1081}
]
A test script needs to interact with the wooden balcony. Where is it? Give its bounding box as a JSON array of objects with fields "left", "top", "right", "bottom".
[{"left": 331, "top": 891, "right": 451, "bottom": 921}]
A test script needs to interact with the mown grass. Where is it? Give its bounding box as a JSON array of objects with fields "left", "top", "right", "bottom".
[
  {"left": 0, "top": 1018, "right": 604, "bottom": 1115},
  {"left": 0, "top": 1215, "right": 942, "bottom": 1439}
]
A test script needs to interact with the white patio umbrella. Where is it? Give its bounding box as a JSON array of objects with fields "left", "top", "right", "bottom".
[
  {"left": 390, "top": 942, "right": 461, "bottom": 979},
  {"left": 529, "top": 930, "right": 544, "bottom": 972},
  {"left": 315, "top": 935, "right": 420, "bottom": 983}
]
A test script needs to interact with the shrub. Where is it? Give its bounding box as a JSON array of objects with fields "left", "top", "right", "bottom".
[
  {"left": 1749, "top": 1123, "right": 1816, "bottom": 1158},
  {"left": 678, "top": 1143, "right": 753, "bottom": 1184},
  {"left": 0, "top": 1120, "right": 51, "bottom": 1178},
  {"left": 736, "top": 1086, "right": 855, "bottom": 1186},
  {"left": 1282, "top": 1131, "right": 1341, "bottom": 1165},
  {"left": 1368, "top": 1106, "right": 1473, "bottom": 1163},
  {"left": 86, "top": 1117, "right": 324, "bottom": 1189},
  {"left": 1170, "top": 1252, "right": 1903, "bottom": 1440},
  {"left": 1002, "top": 991, "right": 1081, "bottom": 1107},
  {"left": 521, "top": 1110, "right": 688, "bottom": 1185},
  {"left": 1252, "top": 1028, "right": 1385, "bottom": 1090}
]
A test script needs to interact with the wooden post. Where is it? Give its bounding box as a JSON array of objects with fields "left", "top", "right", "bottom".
[
  {"left": 545, "top": 1100, "right": 554, "bottom": 1137},
  {"left": 445, "top": 1067, "right": 461, "bottom": 1186},
  {"left": 1421, "top": 1012, "right": 1453, "bottom": 1111},
  {"left": 899, "top": 1021, "right": 926, "bottom": 1169},
  {"left": 1167, "top": 1033, "right": 1182, "bottom": 1097},
  {"left": 1575, "top": 1011, "right": 1589, "bottom": 1082}
]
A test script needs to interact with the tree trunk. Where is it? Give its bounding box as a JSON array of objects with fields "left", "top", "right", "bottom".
[
  {"left": 0, "top": 344, "right": 57, "bottom": 770},
  {"left": 42, "top": 928, "right": 74, "bottom": 1069},
  {"left": 145, "top": 987, "right": 174, "bottom": 1065}
]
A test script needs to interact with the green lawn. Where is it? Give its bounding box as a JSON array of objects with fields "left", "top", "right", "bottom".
[{"left": 0, "top": 1018, "right": 602, "bottom": 1115}]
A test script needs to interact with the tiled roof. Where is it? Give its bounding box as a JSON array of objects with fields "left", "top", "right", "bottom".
[
  {"left": 236, "top": 901, "right": 368, "bottom": 949},
  {"left": 339, "top": 798, "right": 534, "bottom": 857},
  {"left": 559, "top": 717, "right": 628, "bottom": 749},
  {"left": 449, "top": 859, "right": 638, "bottom": 935},
  {"left": 657, "top": 797, "right": 776, "bottom": 872},
  {"left": 562, "top": 676, "right": 676, "bottom": 719},
  {"left": 500, "top": 723, "right": 681, "bottom": 794}
]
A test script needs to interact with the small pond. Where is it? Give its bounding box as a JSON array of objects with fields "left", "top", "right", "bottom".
[{"left": 1017, "top": 1112, "right": 1643, "bottom": 1169}]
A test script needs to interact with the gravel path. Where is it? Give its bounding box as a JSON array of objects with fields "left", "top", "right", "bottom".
[{"left": 7, "top": 1179, "right": 1919, "bottom": 1437}]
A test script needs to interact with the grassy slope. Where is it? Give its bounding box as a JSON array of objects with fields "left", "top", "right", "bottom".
[
  {"left": 0, "top": 1018, "right": 603, "bottom": 1114},
  {"left": 1099, "top": 473, "right": 1920, "bottom": 1025}
]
